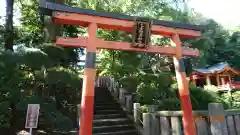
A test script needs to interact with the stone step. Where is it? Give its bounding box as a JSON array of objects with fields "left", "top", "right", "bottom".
[
  {"left": 94, "top": 102, "right": 119, "bottom": 106},
  {"left": 94, "top": 92, "right": 112, "bottom": 95},
  {"left": 94, "top": 103, "right": 119, "bottom": 107},
  {"left": 92, "top": 88, "right": 138, "bottom": 135},
  {"left": 94, "top": 105, "right": 120, "bottom": 110},
  {"left": 95, "top": 87, "right": 109, "bottom": 90},
  {"left": 94, "top": 96, "right": 112, "bottom": 98},
  {"left": 94, "top": 95, "right": 113, "bottom": 98},
  {"left": 95, "top": 91, "right": 112, "bottom": 93},
  {"left": 95, "top": 97, "right": 112, "bottom": 99},
  {"left": 95, "top": 90, "right": 111, "bottom": 95},
  {"left": 94, "top": 109, "right": 122, "bottom": 115},
  {"left": 94, "top": 99, "right": 114, "bottom": 103},
  {"left": 94, "top": 95, "right": 112, "bottom": 97},
  {"left": 94, "top": 114, "right": 125, "bottom": 120},
  {"left": 92, "top": 118, "right": 132, "bottom": 126},
  {"left": 49, "top": 130, "right": 78, "bottom": 135},
  {"left": 92, "top": 124, "right": 136, "bottom": 133},
  {"left": 92, "top": 130, "right": 139, "bottom": 135}
]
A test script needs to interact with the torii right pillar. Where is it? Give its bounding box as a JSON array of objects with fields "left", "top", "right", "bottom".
[{"left": 172, "top": 34, "right": 196, "bottom": 135}]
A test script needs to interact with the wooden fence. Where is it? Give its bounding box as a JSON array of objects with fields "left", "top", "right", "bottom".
[{"left": 96, "top": 76, "right": 240, "bottom": 135}]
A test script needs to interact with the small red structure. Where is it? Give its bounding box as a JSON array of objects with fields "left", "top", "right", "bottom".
[{"left": 190, "top": 62, "right": 240, "bottom": 90}]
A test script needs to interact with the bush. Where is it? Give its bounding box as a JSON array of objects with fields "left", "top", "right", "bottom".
[
  {"left": 157, "top": 98, "right": 181, "bottom": 110},
  {"left": 47, "top": 112, "right": 73, "bottom": 131},
  {"left": 0, "top": 46, "right": 81, "bottom": 131},
  {"left": 135, "top": 73, "right": 175, "bottom": 105},
  {"left": 171, "top": 82, "right": 228, "bottom": 110},
  {"left": 0, "top": 101, "right": 11, "bottom": 128},
  {"left": 190, "top": 87, "right": 228, "bottom": 109},
  {"left": 123, "top": 73, "right": 229, "bottom": 110},
  {"left": 204, "top": 85, "right": 219, "bottom": 92},
  {"left": 220, "top": 91, "right": 240, "bottom": 109},
  {"left": 119, "top": 76, "right": 140, "bottom": 93},
  {"left": 232, "top": 91, "right": 240, "bottom": 102},
  {"left": 140, "top": 105, "right": 148, "bottom": 113}
]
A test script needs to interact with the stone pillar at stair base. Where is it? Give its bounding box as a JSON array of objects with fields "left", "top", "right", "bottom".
[
  {"left": 125, "top": 95, "right": 133, "bottom": 113},
  {"left": 119, "top": 88, "right": 127, "bottom": 105},
  {"left": 134, "top": 103, "right": 141, "bottom": 125},
  {"left": 143, "top": 113, "right": 151, "bottom": 135},
  {"left": 148, "top": 105, "right": 158, "bottom": 135},
  {"left": 208, "top": 103, "right": 228, "bottom": 135},
  {"left": 113, "top": 87, "right": 119, "bottom": 99},
  {"left": 147, "top": 105, "right": 156, "bottom": 113}
]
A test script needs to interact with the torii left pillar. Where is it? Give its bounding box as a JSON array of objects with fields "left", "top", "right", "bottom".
[{"left": 79, "top": 23, "right": 97, "bottom": 135}]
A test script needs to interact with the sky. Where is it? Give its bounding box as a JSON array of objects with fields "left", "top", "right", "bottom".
[
  {"left": 188, "top": 0, "right": 240, "bottom": 29},
  {"left": 0, "top": 0, "right": 239, "bottom": 29},
  {"left": 0, "top": 1, "right": 6, "bottom": 25}
]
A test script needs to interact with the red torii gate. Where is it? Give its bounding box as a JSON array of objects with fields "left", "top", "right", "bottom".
[{"left": 39, "top": 1, "right": 202, "bottom": 135}]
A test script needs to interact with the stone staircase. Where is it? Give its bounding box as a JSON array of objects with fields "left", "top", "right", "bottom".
[{"left": 93, "top": 87, "right": 139, "bottom": 135}]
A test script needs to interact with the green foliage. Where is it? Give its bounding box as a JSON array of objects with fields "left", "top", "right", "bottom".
[
  {"left": 48, "top": 112, "right": 73, "bottom": 131},
  {"left": 15, "top": 96, "right": 73, "bottom": 131},
  {"left": 140, "top": 105, "right": 148, "bottom": 113},
  {"left": 203, "top": 85, "right": 219, "bottom": 92},
  {"left": 220, "top": 92, "right": 240, "bottom": 109},
  {"left": 18, "top": 48, "right": 50, "bottom": 70},
  {"left": 190, "top": 20, "right": 240, "bottom": 68},
  {"left": 40, "top": 45, "right": 68, "bottom": 63},
  {"left": 0, "top": 101, "right": 11, "bottom": 128},
  {"left": 16, "top": 96, "right": 45, "bottom": 112},
  {"left": 157, "top": 98, "right": 181, "bottom": 110},
  {"left": 18, "top": 0, "right": 44, "bottom": 45},
  {"left": 46, "top": 66, "right": 81, "bottom": 89},
  {"left": 232, "top": 91, "right": 240, "bottom": 102},
  {"left": 134, "top": 79, "right": 232, "bottom": 110},
  {"left": 0, "top": 44, "right": 81, "bottom": 130},
  {"left": 0, "top": 52, "right": 21, "bottom": 128},
  {"left": 190, "top": 87, "right": 228, "bottom": 109},
  {"left": 120, "top": 76, "right": 140, "bottom": 93},
  {"left": 136, "top": 73, "right": 174, "bottom": 104},
  {"left": 170, "top": 82, "right": 228, "bottom": 110}
]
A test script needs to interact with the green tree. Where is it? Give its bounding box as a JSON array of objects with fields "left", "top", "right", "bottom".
[{"left": 4, "top": 0, "right": 14, "bottom": 51}]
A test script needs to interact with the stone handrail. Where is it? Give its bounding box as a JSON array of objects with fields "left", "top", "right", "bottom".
[
  {"left": 155, "top": 109, "right": 240, "bottom": 117},
  {"left": 133, "top": 103, "right": 240, "bottom": 135}
]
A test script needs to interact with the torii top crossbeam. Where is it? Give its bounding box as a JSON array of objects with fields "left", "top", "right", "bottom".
[
  {"left": 39, "top": 0, "right": 201, "bottom": 56},
  {"left": 39, "top": 0, "right": 201, "bottom": 38}
]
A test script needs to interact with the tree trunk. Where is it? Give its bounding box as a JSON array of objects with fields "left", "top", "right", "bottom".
[
  {"left": 4, "top": 0, "right": 14, "bottom": 51},
  {"left": 44, "top": 0, "right": 65, "bottom": 43}
]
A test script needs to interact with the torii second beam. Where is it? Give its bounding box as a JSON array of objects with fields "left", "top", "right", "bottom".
[{"left": 56, "top": 37, "right": 200, "bottom": 56}]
